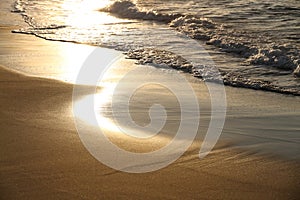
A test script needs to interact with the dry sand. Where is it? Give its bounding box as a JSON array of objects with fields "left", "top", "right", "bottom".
[{"left": 0, "top": 25, "right": 300, "bottom": 199}]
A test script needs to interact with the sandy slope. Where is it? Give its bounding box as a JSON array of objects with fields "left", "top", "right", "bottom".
[{"left": 0, "top": 52, "right": 299, "bottom": 199}]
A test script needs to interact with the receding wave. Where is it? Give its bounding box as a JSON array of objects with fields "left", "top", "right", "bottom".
[
  {"left": 126, "top": 48, "right": 300, "bottom": 95},
  {"left": 11, "top": 0, "right": 300, "bottom": 95}
]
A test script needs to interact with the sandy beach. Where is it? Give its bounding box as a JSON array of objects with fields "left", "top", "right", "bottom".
[
  {"left": 1, "top": 0, "right": 300, "bottom": 198},
  {"left": 1, "top": 67, "right": 299, "bottom": 200}
]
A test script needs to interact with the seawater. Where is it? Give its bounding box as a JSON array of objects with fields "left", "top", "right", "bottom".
[{"left": 11, "top": 0, "right": 300, "bottom": 95}]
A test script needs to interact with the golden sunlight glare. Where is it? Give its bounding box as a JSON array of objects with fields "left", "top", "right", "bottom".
[{"left": 62, "top": 0, "right": 115, "bottom": 27}]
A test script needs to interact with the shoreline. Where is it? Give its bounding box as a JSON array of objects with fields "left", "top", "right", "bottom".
[
  {"left": 11, "top": 28, "right": 300, "bottom": 96},
  {"left": 1, "top": 10, "right": 300, "bottom": 199}
]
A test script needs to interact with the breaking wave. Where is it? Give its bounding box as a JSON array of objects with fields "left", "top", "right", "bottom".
[{"left": 103, "top": 1, "right": 300, "bottom": 76}]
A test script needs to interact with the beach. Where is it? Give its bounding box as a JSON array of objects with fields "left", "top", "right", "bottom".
[{"left": 1, "top": 0, "right": 300, "bottom": 199}]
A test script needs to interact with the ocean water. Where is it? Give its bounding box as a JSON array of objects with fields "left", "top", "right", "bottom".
[{"left": 11, "top": 0, "right": 300, "bottom": 95}]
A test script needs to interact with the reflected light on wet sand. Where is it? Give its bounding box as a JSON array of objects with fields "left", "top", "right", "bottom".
[
  {"left": 74, "top": 92, "right": 123, "bottom": 133},
  {"left": 58, "top": 44, "right": 96, "bottom": 82},
  {"left": 73, "top": 57, "right": 167, "bottom": 138},
  {"left": 73, "top": 57, "right": 132, "bottom": 134},
  {"left": 0, "top": 27, "right": 98, "bottom": 83}
]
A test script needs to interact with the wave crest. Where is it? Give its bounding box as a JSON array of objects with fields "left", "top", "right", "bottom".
[{"left": 101, "top": 0, "right": 182, "bottom": 23}]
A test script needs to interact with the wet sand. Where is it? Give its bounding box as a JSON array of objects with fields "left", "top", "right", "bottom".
[{"left": 1, "top": 22, "right": 300, "bottom": 199}]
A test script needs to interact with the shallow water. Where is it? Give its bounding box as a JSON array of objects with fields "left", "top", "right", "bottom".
[
  {"left": 73, "top": 55, "right": 300, "bottom": 160},
  {"left": 10, "top": 0, "right": 300, "bottom": 95}
]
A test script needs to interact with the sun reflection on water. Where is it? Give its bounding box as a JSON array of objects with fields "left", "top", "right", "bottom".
[{"left": 61, "top": 0, "right": 119, "bottom": 28}]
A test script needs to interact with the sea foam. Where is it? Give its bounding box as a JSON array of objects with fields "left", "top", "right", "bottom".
[{"left": 104, "top": 1, "right": 300, "bottom": 75}]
